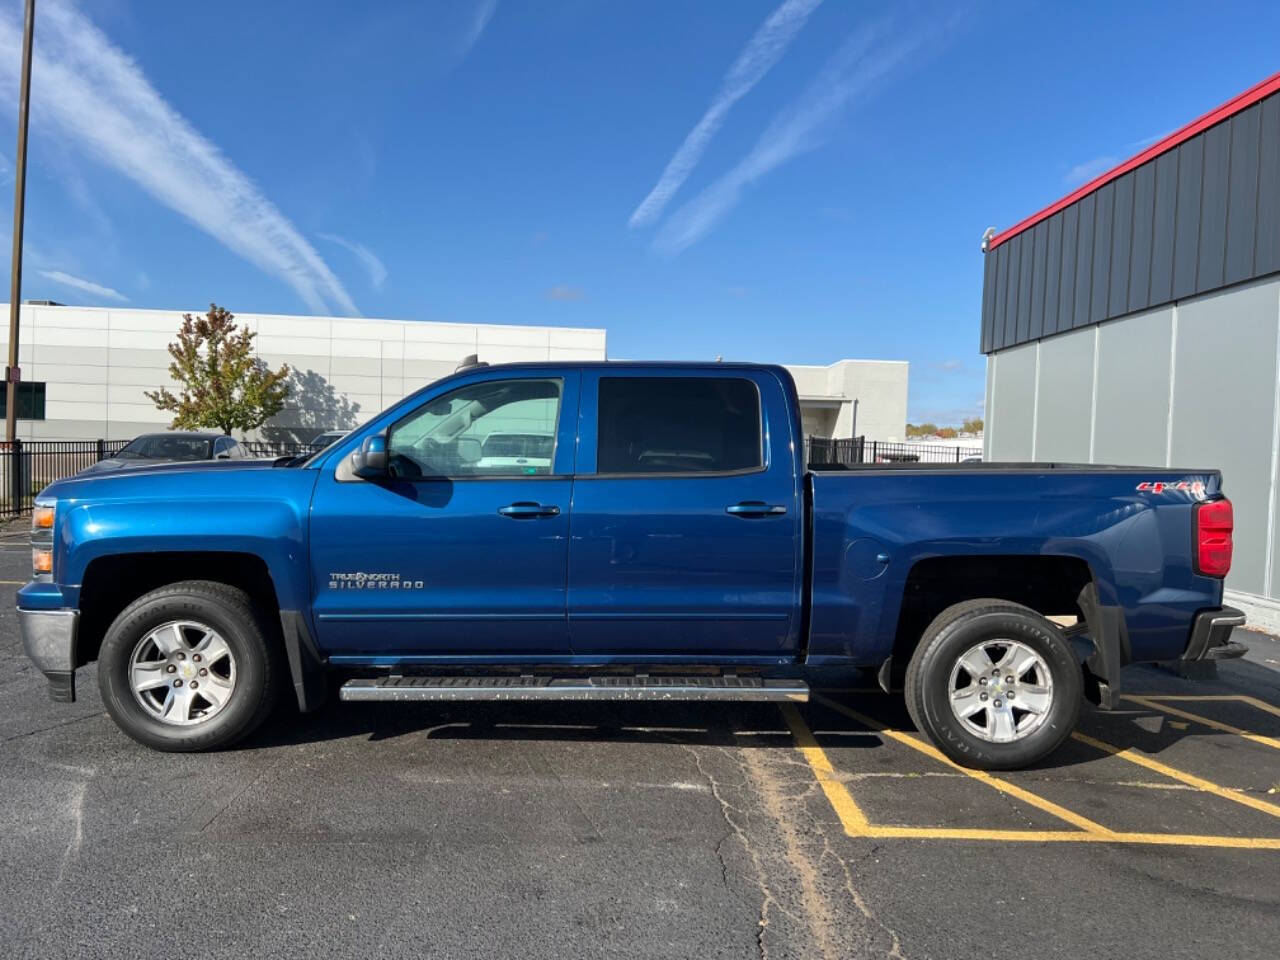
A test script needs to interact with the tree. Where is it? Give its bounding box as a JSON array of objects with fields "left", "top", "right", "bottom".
[
  {"left": 145, "top": 304, "right": 290, "bottom": 435},
  {"left": 963, "top": 417, "right": 984, "bottom": 434}
]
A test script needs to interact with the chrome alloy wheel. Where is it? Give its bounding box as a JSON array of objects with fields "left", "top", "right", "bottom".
[
  {"left": 947, "top": 639, "right": 1054, "bottom": 743},
  {"left": 128, "top": 620, "right": 237, "bottom": 726}
]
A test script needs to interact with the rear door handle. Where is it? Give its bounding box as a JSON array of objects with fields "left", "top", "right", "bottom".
[
  {"left": 725, "top": 501, "right": 787, "bottom": 517},
  {"left": 498, "top": 502, "right": 561, "bottom": 519}
]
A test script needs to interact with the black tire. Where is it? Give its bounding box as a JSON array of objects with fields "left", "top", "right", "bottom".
[
  {"left": 904, "top": 599, "right": 1081, "bottom": 770},
  {"left": 97, "top": 580, "right": 281, "bottom": 752}
]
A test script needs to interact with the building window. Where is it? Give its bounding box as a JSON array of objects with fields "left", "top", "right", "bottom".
[
  {"left": 597, "top": 377, "right": 762, "bottom": 474},
  {"left": 0, "top": 382, "right": 46, "bottom": 421}
]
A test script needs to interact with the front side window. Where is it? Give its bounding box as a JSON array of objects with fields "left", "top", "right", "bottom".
[
  {"left": 597, "top": 377, "right": 762, "bottom": 474},
  {"left": 387, "top": 378, "right": 562, "bottom": 478}
]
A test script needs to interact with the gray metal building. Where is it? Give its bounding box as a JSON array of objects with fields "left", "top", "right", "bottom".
[{"left": 979, "top": 71, "right": 1280, "bottom": 630}]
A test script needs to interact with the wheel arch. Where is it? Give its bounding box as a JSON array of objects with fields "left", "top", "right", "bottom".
[
  {"left": 77, "top": 551, "right": 282, "bottom": 670},
  {"left": 886, "top": 554, "right": 1098, "bottom": 691}
]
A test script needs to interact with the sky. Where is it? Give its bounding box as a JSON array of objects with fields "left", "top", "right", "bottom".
[{"left": 0, "top": 1, "right": 1279, "bottom": 424}]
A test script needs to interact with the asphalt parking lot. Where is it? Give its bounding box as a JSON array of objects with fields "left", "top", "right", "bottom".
[{"left": 1, "top": 545, "right": 1278, "bottom": 960}]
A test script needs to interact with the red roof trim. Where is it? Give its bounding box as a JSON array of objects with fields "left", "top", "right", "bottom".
[{"left": 988, "top": 70, "right": 1280, "bottom": 251}]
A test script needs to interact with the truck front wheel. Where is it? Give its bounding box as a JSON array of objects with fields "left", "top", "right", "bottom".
[
  {"left": 97, "top": 581, "right": 280, "bottom": 752},
  {"left": 904, "top": 599, "right": 1081, "bottom": 770}
]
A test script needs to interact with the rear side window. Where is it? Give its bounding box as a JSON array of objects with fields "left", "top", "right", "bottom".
[{"left": 597, "top": 377, "right": 762, "bottom": 474}]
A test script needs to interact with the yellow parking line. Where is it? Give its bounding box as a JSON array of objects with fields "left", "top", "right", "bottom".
[
  {"left": 785, "top": 697, "right": 1280, "bottom": 849},
  {"left": 1129, "top": 694, "right": 1280, "bottom": 721},
  {"left": 855, "top": 825, "right": 1280, "bottom": 849},
  {"left": 811, "top": 694, "right": 1114, "bottom": 835},
  {"left": 1122, "top": 695, "right": 1280, "bottom": 751},
  {"left": 779, "top": 703, "right": 870, "bottom": 832},
  {"left": 1071, "top": 732, "right": 1280, "bottom": 820}
]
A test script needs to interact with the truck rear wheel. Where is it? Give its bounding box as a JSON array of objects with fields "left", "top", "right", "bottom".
[
  {"left": 904, "top": 599, "right": 1081, "bottom": 770},
  {"left": 97, "top": 581, "right": 280, "bottom": 752}
]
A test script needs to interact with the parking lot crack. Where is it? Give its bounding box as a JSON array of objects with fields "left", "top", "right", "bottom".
[{"left": 681, "top": 744, "right": 797, "bottom": 958}]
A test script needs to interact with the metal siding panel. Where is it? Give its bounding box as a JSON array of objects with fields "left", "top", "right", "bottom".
[
  {"left": 1128, "top": 162, "right": 1155, "bottom": 311},
  {"left": 1109, "top": 173, "right": 1134, "bottom": 316},
  {"left": 1093, "top": 306, "right": 1173, "bottom": 466},
  {"left": 1043, "top": 213, "right": 1063, "bottom": 336},
  {"left": 1058, "top": 204, "right": 1079, "bottom": 330},
  {"left": 988, "top": 343, "right": 1037, "bottom": 461},
  {"left": 1150, "top": 151, "right": 1179, "bottom": 302},
  {"left": 1255, "top": 94, "right": 1280, "bottom": 277},
  {"left": 1090, "top": 183, "right": 1114, "bottom": 325},
  {"left": 1004, "top": 233, "right": 1022, "bottom": 347},
  {"left": 1028, "top": 222, "right": 1047, "bottom": 341},
  {"left": 993, "top": 243, "right": 1009, "bottom": 351},
  {"left": 1225, "top": 104, "right": 1261, "bottom": 285},
  {"left": 981, "top": 248, "right": 998, "bottom": 353},
  {"left": 1172, "top": 136, "right": 1203, "bottom": 300},
  {"left": 1170, "top": 278, "right": 1280, "bottom": 595},
  {"left": 1016, "top": 229, "right": 1034, "bottom": 342},
  {"left": 1034, "top": 328, "right": 1094, "bottom": 461},
  {"left": 1197, "top": 122, "right": 1230, "bottom": 291},
  {"left": 1072, "top": 193, "right": 1095, "bottom": 329}
]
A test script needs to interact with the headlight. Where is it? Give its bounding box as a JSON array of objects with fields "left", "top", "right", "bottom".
[{"left": 31, "top": 499, "right": 54, "bottom": 582}]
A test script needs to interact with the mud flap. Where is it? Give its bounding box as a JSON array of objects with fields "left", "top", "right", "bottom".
[
  {"left": 1077, "top": 583, "right": 1129, "bottom": 710},
  {"left": 279, "top": 610, "right": 328, "bottom": 714}
]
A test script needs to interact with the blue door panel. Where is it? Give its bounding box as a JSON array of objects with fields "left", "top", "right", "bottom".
[
  {"left": 566, "top": 369, "right": 803, "bottom": 658},
  {"left": 309, "top": 476, "right": 572, "bottom": 655}
]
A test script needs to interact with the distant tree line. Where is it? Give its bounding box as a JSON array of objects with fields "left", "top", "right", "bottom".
[{"left": 905, "top": 417, "right": 983, "bottom": 439}]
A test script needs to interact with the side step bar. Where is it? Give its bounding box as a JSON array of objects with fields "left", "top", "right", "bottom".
[{"left": 339, "top": 675, "right": 809, "bottom": 703}]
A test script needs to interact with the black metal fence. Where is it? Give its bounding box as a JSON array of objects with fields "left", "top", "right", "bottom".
[
  {"left": 0, "top": 439, "right": 128, "bottom": 518},
  {"left": 805, "top": 436, "right": 982, "bottom": 467}
]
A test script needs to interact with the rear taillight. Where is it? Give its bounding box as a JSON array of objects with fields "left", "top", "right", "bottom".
[{"left": 1195, "top": 497, "right": 1233, "bottom": 578}]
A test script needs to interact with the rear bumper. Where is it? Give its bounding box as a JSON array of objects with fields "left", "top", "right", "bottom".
[
  {"left": 17, "top": 607, "right": 79, "bottom": 702},
  {"left": 1182, "top": 606, "right": 1247, "bottom": 661}
]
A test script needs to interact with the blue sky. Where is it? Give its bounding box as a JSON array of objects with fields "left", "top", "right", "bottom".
[{"left": 1, "top": 1, "right": 1278, "bottom": 424}]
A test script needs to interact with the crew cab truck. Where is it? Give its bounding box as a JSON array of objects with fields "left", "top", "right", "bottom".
[{"left": 18, "top": 362, "right": 1244, "bottom": 769}]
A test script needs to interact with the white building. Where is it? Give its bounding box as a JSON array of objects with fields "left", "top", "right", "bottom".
[{"left": 0, "top": 303, "right": 907, "bottom": 444}]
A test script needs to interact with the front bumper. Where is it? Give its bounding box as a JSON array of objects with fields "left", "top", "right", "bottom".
[
  {"left": 1182, "top": 606, "right": 1247, "bottom": 661},
  {"left": 18, "top": 607, "right": 79, "bottom": 702}
]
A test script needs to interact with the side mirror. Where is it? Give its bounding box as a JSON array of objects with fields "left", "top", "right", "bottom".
[
  {"left": 455, "top": 437, "right": 482, "bottom": 465},
  {"left": 351, "top": 434, "right": 388, "bottom": 479}
]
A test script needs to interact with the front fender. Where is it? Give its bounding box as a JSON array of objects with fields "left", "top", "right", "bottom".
[{"left": 57, "top": 496, "right": 310, "bottom": 610}]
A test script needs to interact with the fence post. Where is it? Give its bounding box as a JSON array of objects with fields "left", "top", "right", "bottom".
[
  {"left": 10, "top": 437, "right": 21, "bottom": 515},
  {"left": 871, "top": 441, "right": 878, "bottom": 463},
  {"left": 956, "top": 447, "right": 961, "bottom": 463},
  {"left": 96, "top": 438, "right": 105, "bottom": 462}
]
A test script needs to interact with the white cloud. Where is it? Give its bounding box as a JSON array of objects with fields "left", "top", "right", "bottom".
[
  {"left": 655, "top": 17, "right": 941, "bottom": 256},
  {"left": 39, "top": 268, "right": 128, "bottom": 302},
  {"left": 1063, "top": 155, "right": 1118, "bottom": 186},
  {"left": 0, "top": 1, "right": 358, "bottom": 316},
  {"left": 628, "top": 0, "right": 824, "bottom": 228},
  {"left": 319, "top": 233, "right": 388, "bottom": 291},
  {"left": 460, "top": 0, "right": 498, "bottom": 58}
]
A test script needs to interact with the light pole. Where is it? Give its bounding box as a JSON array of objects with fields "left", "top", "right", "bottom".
[{"left": 6, "top": 0, "right": 35, "bottom": 443}]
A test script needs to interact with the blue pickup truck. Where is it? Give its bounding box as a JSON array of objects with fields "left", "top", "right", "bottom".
[{"left": 18, "top": 362, "right": 1243, "bottom": 768}]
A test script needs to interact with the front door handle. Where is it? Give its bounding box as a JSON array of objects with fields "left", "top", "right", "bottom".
[
  {"left": 725, "top": 501, "right": 787, "bottom": 517},
  {"left": 498, "top": 502, "right": 561, "bottom": 519}
]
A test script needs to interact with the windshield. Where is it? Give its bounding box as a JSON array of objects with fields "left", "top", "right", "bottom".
[{"left": 116, "top": 435, "right": 213, "bottom": 461}]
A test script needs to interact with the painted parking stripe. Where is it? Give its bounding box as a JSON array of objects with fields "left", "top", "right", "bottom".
[
  {"left": 811, "top": 694, "right": 1115, "bottom": 835},
  {"left": 780, "top": 703, "right": 871, "bottom": 832},
  {"left": 1121, "top": 695, "right": 1280, "bottom": 751},
  {"left": 785, "top": 698, "right": 1280, "bottom": 849},
  {"left": 1071, "top": 731, "right": 1280, "bottom": 820}
]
